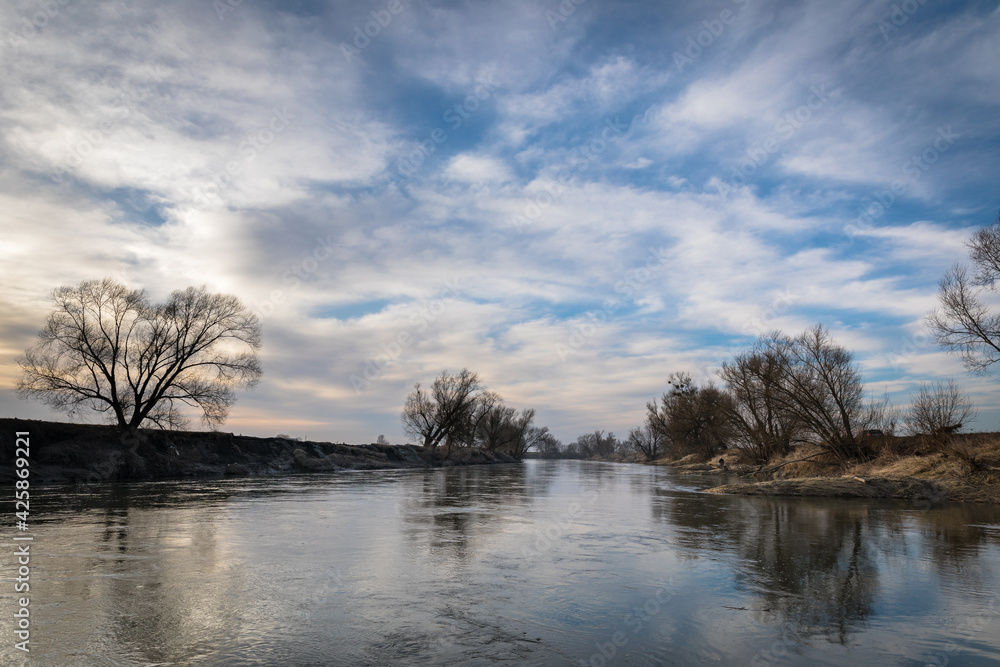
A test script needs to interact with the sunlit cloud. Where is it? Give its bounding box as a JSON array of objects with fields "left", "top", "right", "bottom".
[{"left": 1, "top": 0, "right": 998, "bottom": 440}]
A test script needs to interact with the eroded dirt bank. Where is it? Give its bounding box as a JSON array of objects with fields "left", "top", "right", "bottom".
[{"left": 1, "top": 418, "right": 516, "bottom": 483}]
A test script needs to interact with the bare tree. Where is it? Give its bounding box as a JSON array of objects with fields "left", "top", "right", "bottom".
[
  {"left": 573, "top": 429, "right": 618, "bottom": 459},
  {"left": 927, "top": 213, "right": 1000, "bottom": 374},
  {"left": 17, "top": 279, "right": 262, "bottom": 432},
  {"left": 628, "top": 423, "right": 661, "bottom": 461},
  {"left": 968, "top": 211, "right": 1000, "bottom": 286},
  {"left": 719, "top": 342, "right": 804, "bottom": 464},
  {"left": 646, "top": 372, "right": 734, "bottom": 460},
  {"left": 534, "top": 429, "right": 563, "bottom": 458},
  {"left": 401, "top": 369, "right": 482, "bottom": 450},
  {"left": 865, "top": 392, "right": 900, "bottom": 437},
  {"left": 574, "top": 434, "right": 594, "bottom": 458},
  {"left": 764, "top": 326, "right": 867, "bottom": 462},
  {"left": 506, "top": 408, "right": 537, "bottom": 458},
  {"left": 473, "top": 391, "right": 517, "bottom": 452},
  {"left": 505, "top": 411, "right": 540, "bottom": 460},
  {"left": 907, "top": 378, "right": 977, "bottom": 442}
]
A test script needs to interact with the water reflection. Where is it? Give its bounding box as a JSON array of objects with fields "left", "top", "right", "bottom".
[
  {"left": 2, "top": 462, "right": 998, "bottom": 665},
  {"left": 651, "top": 484, "right": 1000, "bottom": 657},
  {"left": 400, "top": 465, "right": 535, "bottom": 562}
]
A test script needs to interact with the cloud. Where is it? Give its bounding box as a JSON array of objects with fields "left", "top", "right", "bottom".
[
  {"left": 1, "top": 0, "right": 999, "bottom": 441},
  {"left": 444, "top": 153, "right": 512, "bottom": 183}
]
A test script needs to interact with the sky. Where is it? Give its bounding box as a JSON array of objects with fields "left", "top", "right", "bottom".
[{"left": 1, "top": 0, "right": 999, "bottom": 444}]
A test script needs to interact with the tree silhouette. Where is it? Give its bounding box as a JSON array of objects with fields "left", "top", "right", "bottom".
[{"left": 17, "top": 278, "right": 262, "bottom": 432}]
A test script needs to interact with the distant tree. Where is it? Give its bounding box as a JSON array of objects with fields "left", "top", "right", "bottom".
[
  {"left": 628, "top": 423, "right": 661, "bottom": 461},
  {"left": 401, "top": 368, "right": 483, "bottom": 450},
  {"left": 907, "top": 378, "right": 977, "bottom": 443},
  {"left": 573, "top": 430, "right": 617, "bottom": 459},
  {"left": 613, "top": 434, "right": 634, "bottom": 457},
  {"left": 646, "top": 372, "right": 734, "bottom": 460},
  {"left": 719, "top": 342, "right": 804, "bottom": 464},
  {"left": 473, "top": 391, "right": 517, "bottom": 452},
  {"left": 376, "top": 434, "right": 389, "bottom": 445},
  {"left": 504, "top": 412, "right": 542, "bottom": 460},
  {"left": 574, "top": 432, "right": 595, "bottom": 458},
  {"left": 865, "top": 392, "right": 900, "bottom": 438},
  {"left": 927, "top": 212, "right": 1000, "bottom": 374},
  {"left": 17, "top": 278, "right": 262, "bottom": 432},
  {"left": 597, "top": 430, "right": 618, "bottom": 457},
  {"left": 535, "top": 429, "right": 563, "bottom": 458}
]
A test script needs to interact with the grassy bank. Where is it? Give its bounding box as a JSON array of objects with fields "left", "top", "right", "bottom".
[
  {"left": 658, "top": 434, "right": 1000, "bottom": 503},
  {"left": 0, "top": 418, "right": 517, "bottom": 484}
]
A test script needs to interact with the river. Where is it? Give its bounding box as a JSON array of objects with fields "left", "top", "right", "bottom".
[{"left": 3, "top": 460, "right": 999, "bottom": 665}]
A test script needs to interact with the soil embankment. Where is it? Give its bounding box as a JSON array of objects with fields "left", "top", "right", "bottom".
[
  {"left": 658, "top": 435, "right": 1000, "bottom": 503},
  {"left": 1, "top": 418, "right": 516, "bottom": 483}
]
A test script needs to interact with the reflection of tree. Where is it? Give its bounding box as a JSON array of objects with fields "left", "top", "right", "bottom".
[
  {"left": 652, "top": 488, "right": 1000, "bottom": 646},
  {"left": 742, "top": 513, "right": 878, "bottom": 644},
  {"left": 909, "top": 503, "right": 1000, "bottom": 588},
  {"left": 400, "top": 465, "right": 538, "bottom": 561},
  {"left": 653, "top": 492, "right": 877, "bottom": 643},
  {"left": 32, "top": 480, "right": 297, "bottom": 665}
]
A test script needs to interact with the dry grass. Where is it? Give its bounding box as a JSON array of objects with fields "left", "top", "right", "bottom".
[
  {"left": 768, "top": 444, "right": 841, "bottom": 478},
  {"left": 706, "top": 434, "right": 1000, "bottom": 503}
]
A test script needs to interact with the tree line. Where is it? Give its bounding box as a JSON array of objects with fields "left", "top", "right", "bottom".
[
  {"left": 400, "top": 368, "right": 557, "bottom": 460},
  {"left": 538, "top": 213, "right": 1000, "bottom": 464},
  {"left": 13, "top": 213, "right": 999, "bottom": 459}
]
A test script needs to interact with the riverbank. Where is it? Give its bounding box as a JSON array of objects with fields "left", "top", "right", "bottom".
[
  {"left": 659, "top": 434, "right": 1000, "bottom": 503},
  {"left": 0, "top": 418, "right": 517, "bottom": 483}
]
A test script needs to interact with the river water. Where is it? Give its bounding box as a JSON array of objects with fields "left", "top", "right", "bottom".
[{"left": 3, "top": 460, "right": 1000, "bottom": 666}]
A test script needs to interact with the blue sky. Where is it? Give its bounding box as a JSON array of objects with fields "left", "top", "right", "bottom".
[{"left": 1, "top": 0, "right": 998, "bottom": 443}]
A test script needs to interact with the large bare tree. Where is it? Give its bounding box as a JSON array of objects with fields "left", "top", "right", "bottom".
[
  {"left": 927, "top": 212, "right": 1000, "bottom": 374},
  {"left": 401, "top": 368, "right": 483, "bottom": 450},
  {"left": 17, "top": 278, "right": 262, "bottom": 432},
  {"left": 763, "top": 326, "right": 867, "bottom": 462},
  {"left": 719, "top": 341, "right": 804, "bottom": 464}
]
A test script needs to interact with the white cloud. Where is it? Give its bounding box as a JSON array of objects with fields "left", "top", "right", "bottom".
[{"left": 2, "top": 0, "right": 999, "bottom": 440}]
